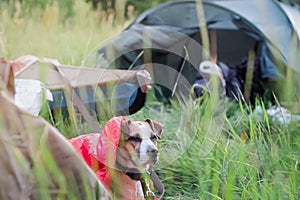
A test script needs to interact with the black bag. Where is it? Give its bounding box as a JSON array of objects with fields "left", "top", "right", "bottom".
[{"left": 193, "top": 58, "right": 264, "bottom": 103}]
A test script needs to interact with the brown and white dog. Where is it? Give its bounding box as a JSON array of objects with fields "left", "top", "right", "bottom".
[
  {"left": 69, "top": 117, "right": 163, "bottom": 200},
  {"left": 113, "top": 118, "right": 163, "bottom": 200}
]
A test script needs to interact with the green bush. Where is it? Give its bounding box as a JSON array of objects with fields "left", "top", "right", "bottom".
[{"left": 4, "top": 0, "right": 74, "bottom": 21}]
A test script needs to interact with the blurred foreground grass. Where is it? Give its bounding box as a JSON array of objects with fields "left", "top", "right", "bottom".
[{"left": 1, "top": 1, "right": 300, "bottom": 199}]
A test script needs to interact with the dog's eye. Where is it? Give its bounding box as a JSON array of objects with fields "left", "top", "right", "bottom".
[
  {"left": 150, "top": 135, "right": 158, "bottom": 141},
  {"left": 128, "top": 136, "right": 141, "bottom": 142}
]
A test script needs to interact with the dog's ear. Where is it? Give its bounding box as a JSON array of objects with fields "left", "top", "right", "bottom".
[
  {"left": 120, "top": 118, "right": 132, "bottom": 138},
  {"left": 145, "top": 119, "right": 163, "bottom": 138}
]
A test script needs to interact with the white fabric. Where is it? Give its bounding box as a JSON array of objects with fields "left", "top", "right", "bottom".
[
  {"left": 253, "top": 105, "right": 300, "bottom": 124},
  {"left": 14, "top": 79, "right": 53, "bottom": 116}
]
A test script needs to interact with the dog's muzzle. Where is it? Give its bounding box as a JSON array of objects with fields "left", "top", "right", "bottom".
[{"left": 146, "top": 146, "right": 158, "bottom": 163}]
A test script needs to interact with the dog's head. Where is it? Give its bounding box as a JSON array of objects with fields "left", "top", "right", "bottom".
[{"left": 116, "top": 118, "right": 163, "bottom": 172}]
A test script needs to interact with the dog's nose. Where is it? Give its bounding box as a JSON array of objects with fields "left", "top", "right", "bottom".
[{"left": 147, "top": 146, "right": 158, "bottom": 154}]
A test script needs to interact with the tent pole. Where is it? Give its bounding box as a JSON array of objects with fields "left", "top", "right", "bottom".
[
  {"left": 210, "top": 29, "right": 218, "bottom": 63},
  {"left": 172, "top": 45, "right": 189, "bottom": 97}
]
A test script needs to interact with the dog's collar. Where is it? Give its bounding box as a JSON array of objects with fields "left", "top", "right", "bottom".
[
  {"left": 115, "top": 160, "right": 165, "bottom": 199},
  {"left": 115, "top": 160, "right": 143, "bottom": 181},
  {"left": 126, "top": 170, "right": 143, "bottom": 181}
]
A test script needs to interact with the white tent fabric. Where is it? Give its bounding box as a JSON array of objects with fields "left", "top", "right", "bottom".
[
  {"left": 210, "top": 0, "right": 300, "bottom": 69},
  {"left": 279, "top": 2, "right": 300, "bottom": 39}
]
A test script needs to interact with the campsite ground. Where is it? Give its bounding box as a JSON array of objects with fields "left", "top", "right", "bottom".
[{"left": 1, "top": 1, "right": 300, "bottom": 199}]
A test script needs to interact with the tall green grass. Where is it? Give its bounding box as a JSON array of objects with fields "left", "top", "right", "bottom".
[
  {"left": 1, "top": 1, "right": 300, "bottom": 199},
  {"left": 0, "top": 0, "right": 127, "bottom": 65},
  {"left": 130, "top": 97, "right": 300, "bottom": 199}
]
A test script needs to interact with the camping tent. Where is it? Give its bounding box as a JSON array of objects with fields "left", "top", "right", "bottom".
[{"left": 96, "top": 0, "right": 300, "bottom": 102}]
